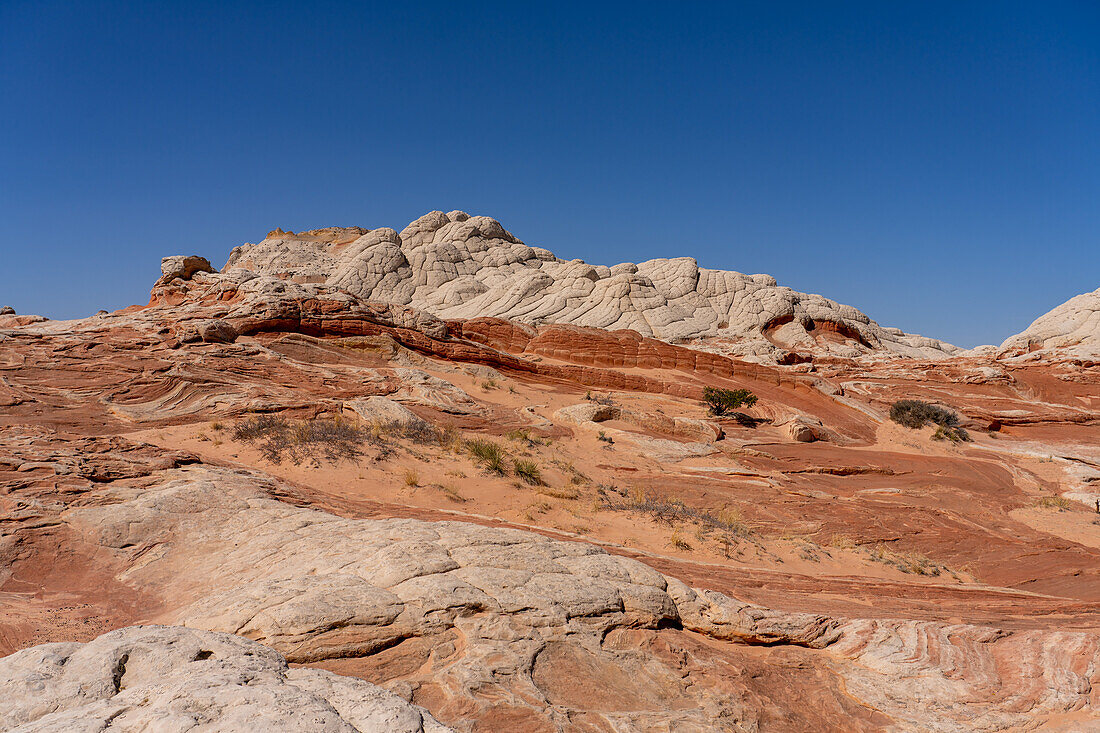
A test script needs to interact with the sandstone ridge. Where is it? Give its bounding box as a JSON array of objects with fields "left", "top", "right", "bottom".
[{"left": 216, "top": 211, "right": 959, "bottom": 361}]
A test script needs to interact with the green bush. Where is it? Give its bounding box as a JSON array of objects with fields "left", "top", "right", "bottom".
[
  {"left": 702, "top": 387, "right": 758, "bottom": 416},
  {"left": 889, "top": 400, "right": 959, "bottom": 429},
  {"left": 890, "top": 400, "right": 970, "bottom": 442}
]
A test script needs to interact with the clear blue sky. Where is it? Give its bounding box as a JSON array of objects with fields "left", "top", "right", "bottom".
[{"left": 2, "top": 1, "right": 1097, "bottom": 346}]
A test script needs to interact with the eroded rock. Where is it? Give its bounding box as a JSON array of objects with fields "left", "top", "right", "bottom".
[{"left": 0, "top": 625, "right": 452, "bottom": 732}]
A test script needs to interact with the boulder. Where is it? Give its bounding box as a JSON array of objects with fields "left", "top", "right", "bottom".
[
  {"left": 555, "top": 402, "right": 621, "bottom": 424},
  {"left": 159, "top": 255, "right": 214, "bottom": 283},
  {"left": 198, "top": 319, "right": 238, "bottom": 344},
  {"left": 343, "top": 396, "right": 432, "bottom": 432}
]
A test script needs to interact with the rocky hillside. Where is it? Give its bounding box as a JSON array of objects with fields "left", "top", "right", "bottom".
[
  {"left": 1, "top": 232, "right": 1098, "bottom": 731},
  {"left": 222, "top": 211, "right": 959, "bottom": 362}
]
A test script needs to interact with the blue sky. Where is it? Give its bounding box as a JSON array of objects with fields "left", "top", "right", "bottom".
[{"left": 1, "top": 1, "right": 1097, "bottom": 347}]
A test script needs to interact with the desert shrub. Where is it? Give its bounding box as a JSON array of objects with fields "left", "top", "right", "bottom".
[
  {"left": 702, "top": 387, "right": 758, "bottom": 416},
  {"left": 931, "top": 425, "right": 971, "bottom": 443},
  {"left": 512, "top": 458, "right": 544, "bottom": 486},
  {"left": 890, "top": 400, "right": 970, "bottom": 442},
  {"left": 403, "top": 469, "right": 419, "bottom": 487},
  {"left": 597, "top": 430, "right": 614, "bottom": 444},
  {"left": 506, "top": 428, "right": 532, "bottom": 443},
  {"left": 232, "top": 415, "right": 366, "bottom": 465},
  {"left": 867, "top": 544, "right": 943, "bottom": 576},
  {"left": 889, "top": 400, "right": 959, "bottom": 429},
  {"left": 465, "top": 437, "right": 507, "bottom": 475},
  {"left": 1035, "top": 496, "right": 1075, "bottom": 512},
  {"left": 395, "top": 421, "right": 441, "bottom": 444},
  {"left": 436, "top": 425, "right": 463, "bottom": 452},
  {"left": 601, "top": 493, "right": 753, "bottom": 540}
]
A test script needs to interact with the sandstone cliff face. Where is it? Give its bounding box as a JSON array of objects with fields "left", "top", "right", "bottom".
[{"left": 219, "top": 211, "right": 959, "bottom": 361}]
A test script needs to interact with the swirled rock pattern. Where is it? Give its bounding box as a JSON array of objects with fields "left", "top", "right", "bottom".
[{"left": 218, "top": 211, "right": 959, "bottom": 361}]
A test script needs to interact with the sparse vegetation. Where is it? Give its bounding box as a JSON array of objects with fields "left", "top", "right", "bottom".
[
  {"left": 506, "top": 428, "right": 549, "bottom": 447},
  {"left": 828, "top": 534, "right": 857, "bottom": 549},
  {"left": 552, "top": 458, "right": 589, "bottom": 485},
  {"left": 669, "top": 530, "right": 692, "bottom": 551},
  {"left": 512, "top": 458, "right": 544, "bottom": 485},
  {"left": 702, "top": 387, "right": 758, "bottom": 416},
  {"left": 403, "top": 469, "right": 420, "bottom": 487},
  {"left": 437, "top": 425, "right": 463, "bottom": 453},
  {"left": 436, "top": 483, "right": 467, "bottom": 502},
  {"left": 932, "top": 425, "right": 971, "bottom": 443},
  {"left": 867, "top": 544, "right": 944, "bottom": 576},
  {"left": 536, "top": 485, "right": 579, "bottom": 500},
  {"left": 232, "top": 415, "right": 366, "bottom": 465},
  {"left": 890, "top": 399, "right": 970, "bottom": 442},
  {"left": 480, "top": 378, "right": 498, "bottom": 391},
  {"left": 597, "top": 430, "right": 614, "bottom": 444},
  {"left": 465, "top": 437, "right": 507, "bottom": 475},
  {"left": 1035, "top": 496, "right": 1075, "bottom": 512},
  {"left": 507, "top": 428, "right": 531, "bottom": 442},
  {"left": 601, "top": 492, "right": 753, "bottom": 544}
]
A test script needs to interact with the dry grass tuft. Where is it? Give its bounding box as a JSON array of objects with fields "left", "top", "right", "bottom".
[
  {"left": 436, "top": 483, "right": 467, "bottom": 502},
  {"left": 513, "top": 458, "right": 544, "bottom": 486},
  {"left": 867, "top": 544, "right": 944, "bottom": 576},
  {"left": 465, "top": 437, "right": 507, "bottom": 475},
  {"left": 537, "top": 485, "right": 580, "bottom": 500},
  {"left": 669, "top": 530, "right": 692, "bottom": 551},
  {"left": 1035, "top": 496, "right": 1076, "bottom": 512},
  {"left": 232, "top": 415, "right": 367, "bottom": 465}
]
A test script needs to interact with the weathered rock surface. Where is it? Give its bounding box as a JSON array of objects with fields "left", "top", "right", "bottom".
[
  {"left": 2, "top": 445, "right": 1098, "bottom": 731},
  {"left": 1001, "top": 286, "right": 1100, "bottom": 359},
  {"left": 343, "top": 395, "right": 433, "bottom": 433},
  {"left": 214, "top": 211, "right": 960, "bottom": 361},
  {"left": 158, "top": 254, "right": 215, "bottom": 284},
  {"left": 0, "top": 625, "right": 451, "bottom": 732}
]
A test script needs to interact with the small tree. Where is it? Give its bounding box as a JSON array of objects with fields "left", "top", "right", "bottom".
[{"left": 702, "top": 387, "right": 758, "bottom": 416}]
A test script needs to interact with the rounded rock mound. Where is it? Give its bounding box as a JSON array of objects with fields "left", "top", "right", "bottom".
[{"left": 218, "top": 210, "right": 959, "bottom": 362}]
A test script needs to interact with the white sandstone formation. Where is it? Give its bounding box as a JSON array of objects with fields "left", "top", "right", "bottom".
[
  {"left": 0, "top": 625, "right": 452, "bottom": 732},
  {"left": 220, "top": 211, "right": 959, "bottom": 361},
  {"left": 1000, "top": 286, "right": 1100, "bottom": 358}
]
